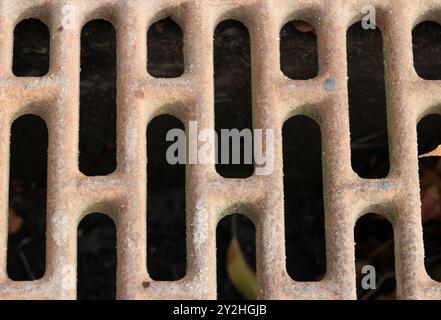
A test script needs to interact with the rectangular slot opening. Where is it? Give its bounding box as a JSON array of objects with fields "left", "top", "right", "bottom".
[
  {"left": 13, "top": 18, "right": 50, "bottom": 77},
  {"left": 147, "top": 115, "right": 186, "bottom": 280},
  {"left": 214, "top": 20, "right": 254, "bottom": 178},
  {"left": 77, "top": 213, "right": 116, "bottom": 300},
  {"left": 217, "top": 214, "right": 256, "bottom": 300},
  {"left": 8, "top": 115, "right": 47, "bottom": 281},
  {"left": 79, "top": 20, "right": 117, "bottom": 176},
  {"left": 347, "top": 22, "right": 389, "bottom": 179},
  {"left": 283, "top": 115, "right": 326, "bottom": 282}
]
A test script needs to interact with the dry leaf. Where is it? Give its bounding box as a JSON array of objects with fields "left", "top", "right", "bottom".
[
  {"left": 226, "top": 237, "right": 257, "bottom": 300},
  {"left": 8, "top": 208, "right": 23, "bottom": 235},
  {"left": 419, "top": 145, "right": 441, "bottom": 158},
  {"left": 293, "top": 21, "right": 316, "bottom": 34},
  {"left": 155, "top": 23, "right": 164, "bottom": 34}
]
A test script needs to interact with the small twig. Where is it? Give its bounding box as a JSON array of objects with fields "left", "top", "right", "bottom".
[
  {"left": 85, "top": 143, "right": 114, "bottom": 174},
  {"left": 367, "top": 239, "right": 393, "bottom": 259},
  {"left": 18, "top": 237, "right": 32, "bottom": 249},
  {"left": 17, "top": 238, "right": 36, "bottom": 280},
  {"left": 352, "top": 142, "right": 388, "bottom": 150},
  {"left": 351, "top": 131, "right": 387, "bottom": 150},
  {"left": 359, "top": 271, "right": 395, "bottom": 300}
]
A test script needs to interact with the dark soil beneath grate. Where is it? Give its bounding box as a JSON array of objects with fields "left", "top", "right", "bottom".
[{"left": 6, "top": 18, "right": 441, "bottom": 300}]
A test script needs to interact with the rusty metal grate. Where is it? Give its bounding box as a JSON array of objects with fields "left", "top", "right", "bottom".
[{"left": 0, "top": 0, "right": 440, "bottom": 300}]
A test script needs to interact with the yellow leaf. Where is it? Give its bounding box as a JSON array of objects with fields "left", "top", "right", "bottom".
[
  {"left": 419, "top": 145, "right": 441, "bottom": 158},
  {"left": 226, "top": 237, "right": 257, "bottom": 300}
]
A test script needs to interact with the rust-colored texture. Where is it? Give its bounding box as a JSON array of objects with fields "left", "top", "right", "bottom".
[{"left": 0, "top": 0, "right": 440, "bottom": 299}]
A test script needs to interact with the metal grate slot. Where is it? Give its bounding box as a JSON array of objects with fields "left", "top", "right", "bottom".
[{"left": 0, "top": 0, "right": 441, "bottom": 300}]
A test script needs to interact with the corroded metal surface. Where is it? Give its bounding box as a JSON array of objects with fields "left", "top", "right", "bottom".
[{"left": 0, "top": 0, "right": 439, "bottom": 300}]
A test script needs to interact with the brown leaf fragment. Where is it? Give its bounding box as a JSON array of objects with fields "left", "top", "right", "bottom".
[
  {"left": 8, "top": 208, "right": 23, "bottom": 235},
  {"left": 293, "top": 21, "right": 316, "bottom": 34},
  {"left": 155, "top": 23, "right": 164, "bottom": 34},
  {"left": 419, "top": 145, "right": 441, "bottom": 158}
]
